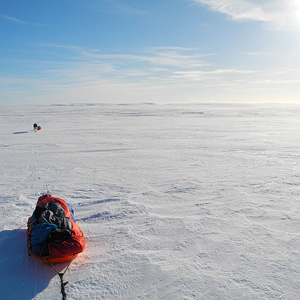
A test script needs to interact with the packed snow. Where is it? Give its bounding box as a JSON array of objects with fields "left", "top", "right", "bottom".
[{"left": 1, "top": 103, "right": 300, "bottom": 300}]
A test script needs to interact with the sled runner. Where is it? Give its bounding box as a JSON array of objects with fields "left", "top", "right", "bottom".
[{"left": 27, "top": 194, "right": 85, "bottom": 265}]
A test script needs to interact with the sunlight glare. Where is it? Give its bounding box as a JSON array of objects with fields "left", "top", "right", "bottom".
[{"left": 293, "top": 0, "right": 300, "bottom": 27}]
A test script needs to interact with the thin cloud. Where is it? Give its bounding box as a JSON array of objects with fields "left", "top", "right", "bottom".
[
  {"left": 3, "top": 43, "right": 299, "bottom": 104},
  {"left": 107, "top": 0, "right": 147, "bottom": 15},
  {"left": 172, "top": 68, "right": 256, "bottom": 82},
  {"left": 192, "top": 0, "right": 268, "bottom": 21},
  {"left": 83, "top": 0, "right": 147, "bottom": 16},
  {"left": 189, "top": 0, "right": 300, "bottom": 29},
  {"left": 0, "top": 14, "right": 27, "bottom": 24},
  {"left": 37, "top": 43, "right": 211, "bottom": 69},
  {"left": 12, "top": 44, "right": 275, "bottom": 91},
  {"left": 0, "top": 13, "right": 42, "bottom": 26}
]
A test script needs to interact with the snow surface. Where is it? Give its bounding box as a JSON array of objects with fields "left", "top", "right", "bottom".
[{"left": 1, "top": 103, "right": 300, "bottom": 300}]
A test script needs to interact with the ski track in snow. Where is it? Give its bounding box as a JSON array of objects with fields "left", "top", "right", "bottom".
[{"left": 1, "top": 103, "right": 300, "bottom": 299}]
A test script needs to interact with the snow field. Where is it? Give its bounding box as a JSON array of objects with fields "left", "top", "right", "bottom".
[{"left": 1, "top": 103, "right": 300, "bottom": 299}]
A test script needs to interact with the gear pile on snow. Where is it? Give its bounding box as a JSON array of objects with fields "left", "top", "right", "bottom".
[
  {"left": 33, "top": 123, "right": 41, "bottom": 131},
  {"left": 27, "top": 194, "right": 85, "bottom": 264}
]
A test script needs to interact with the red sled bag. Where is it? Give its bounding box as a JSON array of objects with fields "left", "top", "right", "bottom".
[{"left": 27, "top": 194, "right": 85, "bottom": 264}]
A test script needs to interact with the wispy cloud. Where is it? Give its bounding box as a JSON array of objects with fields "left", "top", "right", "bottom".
[
  {"left": 192, "top": 0, "right": 268, "bottom": 21},
  {"left": 37, "top": 43, "right": 211, "bottom": 71},
  {"left": 0, "top": 13, "right": 42, "bottom": 26},
  {"left": 190, "top": 0, "right": 300, "bottom": 29},
  {"left": 173, "top": 68, "right": 256, "bottom": 82},
  {"left": 82, "top": 0, "right": 147, "bottom": 16},
  {"left": 2, "top": 43, "right": 300, "bottom": 104},
  {"left": 0, "top": 14, "right": 27, "bottom": 24},
  {"left": 106, "top": 0, "right": 147, "bottom": 15}
]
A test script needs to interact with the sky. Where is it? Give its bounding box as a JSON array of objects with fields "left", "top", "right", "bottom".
[{"left": 1, "top": 0, "right": 300, "bottom": 105}]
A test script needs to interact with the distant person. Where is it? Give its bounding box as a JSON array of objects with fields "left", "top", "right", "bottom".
[{"left": 33, "top": 123, "right": 38, "bottom": 132}]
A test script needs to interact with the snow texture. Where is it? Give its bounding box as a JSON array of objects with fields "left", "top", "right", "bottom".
[{"left": 1, "top": 103, "right": 300, "bottom": 299}]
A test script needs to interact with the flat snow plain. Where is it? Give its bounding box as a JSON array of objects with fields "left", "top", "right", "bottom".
[{"left": 1, "top": 103, "right": 300, "bottom": 300}]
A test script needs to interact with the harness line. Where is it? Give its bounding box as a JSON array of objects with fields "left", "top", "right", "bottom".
[{"left": 46, "top": 254, "right": 76, "bottom": 300}]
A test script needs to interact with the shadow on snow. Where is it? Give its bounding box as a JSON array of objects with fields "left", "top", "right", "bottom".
[
  {"left": 0, "top": 229, "right": 56, "bottom": 300},
  {"left": 13, "top": 131, "right": 29, "bottom": 134}
]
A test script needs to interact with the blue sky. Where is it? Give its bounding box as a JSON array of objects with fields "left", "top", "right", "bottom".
[{"left": 1, "top": 0, "right": 300, "bottom": 105}]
